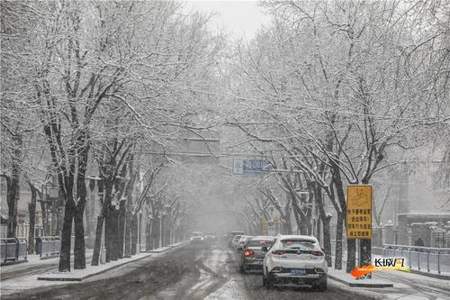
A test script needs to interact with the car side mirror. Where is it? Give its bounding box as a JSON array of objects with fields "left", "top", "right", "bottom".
[{"left": 262, "top": 246, "right": 268, "bottom": 252}]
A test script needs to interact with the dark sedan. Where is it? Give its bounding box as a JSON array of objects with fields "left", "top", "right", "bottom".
[{"left": 239, "top": 236, "right": 275, "bottom": 274}]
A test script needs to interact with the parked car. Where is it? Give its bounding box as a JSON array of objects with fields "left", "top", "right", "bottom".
[
  {"left": 262, "top": 235, "right": 327, "bottom": 291},
  {"left": 239, "top": 236, "right": 275, "bottom": 273}
]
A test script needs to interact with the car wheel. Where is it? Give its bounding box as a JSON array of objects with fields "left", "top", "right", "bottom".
[{"left": 315, "top": 275, "right": 327, "bottom": 292}]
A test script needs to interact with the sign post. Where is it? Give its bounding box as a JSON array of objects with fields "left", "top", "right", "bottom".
[
  {"left": 346, "top": 185, "right": 373, "bottom": 277},
  {"left": 260, "top": 217, "right": 268, "bottom": 235}
]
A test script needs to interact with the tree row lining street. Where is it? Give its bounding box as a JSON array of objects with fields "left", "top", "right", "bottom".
[
  {"left": 2, "top": 243, "right": 450, "bottom": 300},
  {"left": 1, "top": 0, "right": 449, "bottom": 298}
]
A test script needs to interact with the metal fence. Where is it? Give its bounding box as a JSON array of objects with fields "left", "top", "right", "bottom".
[
  {"left": 36, "top": 236, "right": 60, "bottom": 259},
  {"left": 381, "top": 244, "right": 450, "bottom": 275},
  {"left": 0, "top": 238, "right": 28, "bottom": 264}
]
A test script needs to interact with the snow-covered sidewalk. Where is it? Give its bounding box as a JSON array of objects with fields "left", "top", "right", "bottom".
[
  {"left": 37, "top": 251, "right": 153, "bottom": 281},
  {"left": 1, "top": 249, "right": 93, "bottom": 281},
  {"left": 372, "top": 254, "right": 450, "bottom": 280},
  {"left": 37, "top": 242, "right": 190, "bottom": 281},
  {"left": 1, "top": 242, "right": 188, "bottom": 296},
  {"left": 331, "top": 252, "right": 450, "bottom": 280}
]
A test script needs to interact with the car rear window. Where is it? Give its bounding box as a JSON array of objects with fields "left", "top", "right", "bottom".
[
  {"left": 281, "top": 239, "right": 316, "bottom": 250},
  {"left": 246, "top": 239, "right": 274, "bottom": 247}
]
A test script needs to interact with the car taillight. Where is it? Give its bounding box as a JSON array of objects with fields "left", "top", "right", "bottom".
[
  {"left": 311, "top": 250, "right": 324, "bottom": 256},
  {"left": 272, "top": 250, "right": 285, "bottom": 255},
  {"left": 244, "top": 249, "right": 254, "bottom": 257}
]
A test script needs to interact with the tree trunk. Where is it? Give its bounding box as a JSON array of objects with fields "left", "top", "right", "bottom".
[
  {"left": 59, "top": 196, "right": 74, "bottom": 272},
  {"left": 91, "top": 215, "right": 104, "bottom": 266},
  {"left": 86, "top": 179, "right": 96, "bottom": 248},
  {"left": 145, "top": 220, "right": 151, "bottom": 251},
  {"left": 346, "top": 238, "right": 356, "bottom": 273},
  {"left": 73, "top": 132, "right": 89, "bottom": 269},
  {"left": 4, "top": 167, "right": 20, "bottom": 238},
  {"left": 131, "top": 214, "right": 138, "bottom": 255},
  {"left": 103, "top": 182, "right": 113, "bottom": 262},
  {"left": 291, "top": 199, "right": 302, "bottom": 234},
  {"left": 74, "top": 204, "right": 86, "bottom": 269},
  {"left": 335, "top": 212, "right": 344, "bottom": 270},
  {"left": 151, "top": 216, "right": 158, "bottom": 250},
  {"left": 124, "top": 211, "right": 132, "bottom": 257},
  {"left": 106, "top": 207, "right": 119, "bottom": 261},
  {"left": 118, "top": 200, "right": 126, "bottom": 258},
  {"left": 314, "top": 183, "right": 332, "bottom": 267},
  {"left": 27, "top": 183, "right": 37, "bottom": 254},
  {"left": 112, "top": 208, "right": 120, "bottom": 260},
  {"left": 322, "top": 215, "right": 332, "bottom": 267},
  {"left": 332, "top": 166, "right": 354, "bottom": 272},
  {"left": 105, "top": 208, "right": 112, "bottom": 262},
  {"left": 283, "top": 205, "right": 292, "bottom": 234},
  {"left": 6, "top": 133, "right": 22, "bottom": 238},
  {"left": 39, "top": 199, "right": 48, "bottom": 236}
]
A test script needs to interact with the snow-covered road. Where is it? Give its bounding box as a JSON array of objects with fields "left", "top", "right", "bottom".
[
  {"left": 2, "top": 243, "right": 450, "bottom": 300},
  {"left": 138, "top": 244, "right": 380, "bottom": 300}
]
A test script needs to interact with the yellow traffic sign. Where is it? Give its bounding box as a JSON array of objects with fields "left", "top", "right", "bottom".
[{"left": 346, "top": 185, "right": 372, "bottom": 239}]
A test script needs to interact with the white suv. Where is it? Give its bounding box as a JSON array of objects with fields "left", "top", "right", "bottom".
[{"left": 262, "top": 235, "right": 327, "bottom": 291}]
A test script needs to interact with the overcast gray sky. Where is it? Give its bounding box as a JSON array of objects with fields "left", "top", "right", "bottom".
[{"left": 183, "top": 0, "right": 271, "bottom": 40}]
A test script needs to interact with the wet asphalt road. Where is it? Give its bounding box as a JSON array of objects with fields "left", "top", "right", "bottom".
[{"left": 2, "top": 243, "right": 381, "bottom": 300}]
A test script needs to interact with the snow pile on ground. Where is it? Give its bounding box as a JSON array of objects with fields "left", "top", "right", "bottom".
[
  {"left": 37, "top": 251, "right": 153, "bottom": 281},
  {"left": 0, "top": 252, "right": 154, "bottom": 296},
  {"left": 204, "top": 279, "right": 248, "bottom": 300},
  {"left": 328, "top": 268, "right": 394, "bottom": 287}
]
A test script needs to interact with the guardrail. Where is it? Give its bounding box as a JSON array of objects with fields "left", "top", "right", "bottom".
[
  {"left": 0, "top": 238, "right": 28, "bottom": 265},
  {"left": 36, "top": 236, "right": 61, "bottom": 259},
  {"left": 379, "top": 244, "right": 450, "bottom": 275}
]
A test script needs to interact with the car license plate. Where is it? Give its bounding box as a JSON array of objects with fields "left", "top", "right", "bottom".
[{"left": 291, "top": 269, "right": 305, "bottom": 275}]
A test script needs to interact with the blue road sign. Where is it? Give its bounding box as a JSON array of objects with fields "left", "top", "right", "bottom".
[{"left": 233, "top": 159, "right": 272, "bottom": 175}]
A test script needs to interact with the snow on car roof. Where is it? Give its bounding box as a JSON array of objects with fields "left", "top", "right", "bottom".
[{"left": 278, "top": 235, "right": 318, "bottom": 242}]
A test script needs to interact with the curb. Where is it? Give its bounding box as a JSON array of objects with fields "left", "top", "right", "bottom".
[
  {"left": 328, "top": 273, "right": 394, "bottom": 288},
  {"left": 37, "top": 242, "right": 186, "bottom": 282}
]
